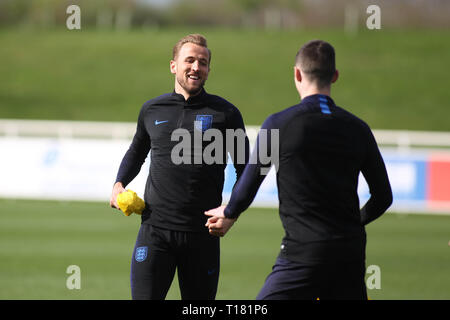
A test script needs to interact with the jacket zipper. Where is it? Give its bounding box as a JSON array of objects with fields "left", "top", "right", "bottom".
[{"left": 177, "top": 104, "right": 186, "bottom": 128}]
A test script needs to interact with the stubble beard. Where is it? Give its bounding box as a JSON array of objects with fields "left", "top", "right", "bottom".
[{"left": 176, "top": 74, "right": 206, "bottom": 97}]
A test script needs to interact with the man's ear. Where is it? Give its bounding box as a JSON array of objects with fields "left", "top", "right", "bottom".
[
  {"left": 170, "top": 60, "right": 176, "bottom": 74},
  {"left": 294, "top": 66, "right": 302, "bottom": 82},
  {"left": 331, "top": 70, "right": 339, "bottom": 83}
]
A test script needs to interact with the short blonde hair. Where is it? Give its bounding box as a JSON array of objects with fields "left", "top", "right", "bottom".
[{"left": 172, "top": 34, "right": 211, "bottom": 64}]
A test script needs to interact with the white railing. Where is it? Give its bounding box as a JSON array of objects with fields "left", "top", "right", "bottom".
[
  {"left": 0, "top": 118, "right": 449, "bottom": 148},
  {"left": 1, "top": 118, "right": 449, "bottom": 214}
]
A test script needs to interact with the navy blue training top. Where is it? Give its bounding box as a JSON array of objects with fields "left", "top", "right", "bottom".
[
  {"left": 116, "top": 89, "right": 250, "bottom": 232},
  {"left": 224, "top": 94, "right": 392, "bottom": 265}
]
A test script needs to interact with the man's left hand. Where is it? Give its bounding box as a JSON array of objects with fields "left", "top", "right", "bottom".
[{"left": 205, "top": 205, "right": 236, "bottom": 237}]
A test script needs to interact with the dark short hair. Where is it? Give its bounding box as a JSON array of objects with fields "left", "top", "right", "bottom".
[
  {"left": 173, "top": 33, "right": 211, "bottom": 64},
  {"left": 295, "top": 40, "right": 336, "bottom": 88}
]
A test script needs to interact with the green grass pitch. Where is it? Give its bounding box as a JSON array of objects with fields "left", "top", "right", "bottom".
[
  {"left": 1, "top": 28, "right": 450, "bottom": 131},
  {"left": 0, "top": 198, "right": 448, "bottom": 300}
]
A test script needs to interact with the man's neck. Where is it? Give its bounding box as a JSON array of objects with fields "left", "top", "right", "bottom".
[
  {"left": 175, "top": 88, "right": 190, "bottom": 100},
  {"left": 299, "top": 86, "right": 331, "bottom": 100},
  {"left": 174, "top": 83, "right": 203, "bottom": 101}
]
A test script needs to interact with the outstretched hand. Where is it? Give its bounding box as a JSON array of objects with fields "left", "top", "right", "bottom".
[{"left": 205, "top": 205, "right": 236, "bottom": 237}]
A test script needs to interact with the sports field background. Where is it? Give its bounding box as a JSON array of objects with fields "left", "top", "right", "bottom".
[
  {"left": 1, "top": 26, "right": 449, "bottom": 300},
  {"left": 0, "top": 198, "right": 449, "bottom": 300},
  {"left": 1, "top": 28, "right": 449, "bottom": 130}
]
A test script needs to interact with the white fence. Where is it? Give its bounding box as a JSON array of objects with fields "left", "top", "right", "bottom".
[
  {"left": 1, "top": 118, "right": 450, "bottom": 148},
  {"left": 0, "top": 119, "right": 449, "bottom": 214}
]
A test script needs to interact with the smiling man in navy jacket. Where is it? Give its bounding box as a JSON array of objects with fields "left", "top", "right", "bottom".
[
  {"left": 110, "top": 34, "right": 249, "bottom": 300},
  {"left": 206, "top": 40, "right": 392, "bottom": 300}
]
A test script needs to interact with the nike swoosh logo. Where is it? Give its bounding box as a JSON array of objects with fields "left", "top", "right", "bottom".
[{"left": 154, "top": 120, "right": 169, "bottom": 125}]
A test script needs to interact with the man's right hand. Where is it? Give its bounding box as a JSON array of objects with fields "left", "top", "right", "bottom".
[
  {"left": 110, "top": 182, "right": 126, "bottom": 209},
  {"left": 205, "top": 205, "right": 236, "bottom": 237}
]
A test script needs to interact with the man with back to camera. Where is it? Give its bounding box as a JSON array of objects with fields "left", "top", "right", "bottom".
[
  {"left": 110, "top": 34, "right": 250, "bottom": 300},
  {"left": 205, "top": 40, "right": 393, "bottom": 300}
]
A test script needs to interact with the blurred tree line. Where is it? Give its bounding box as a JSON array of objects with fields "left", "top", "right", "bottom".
[{"left": 0, "top": 0, "right": 449, "bottom": 30}]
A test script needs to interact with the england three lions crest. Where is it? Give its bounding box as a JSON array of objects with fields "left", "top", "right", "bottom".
[
  {"left": 195, "top": 115, "right": 213, "bottom": 132},
  {"left": 135, "top": 246, "right": 148, "bottom": 262}
]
